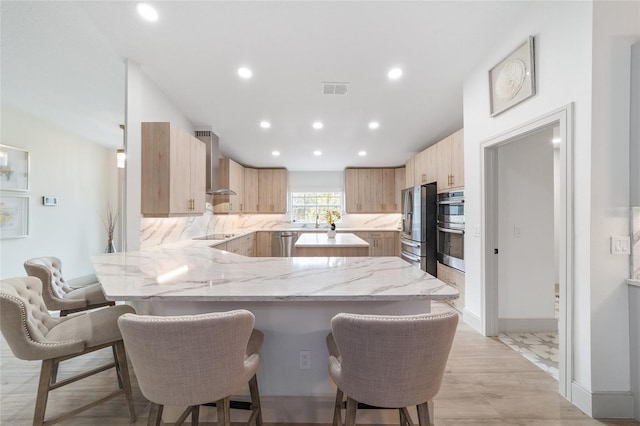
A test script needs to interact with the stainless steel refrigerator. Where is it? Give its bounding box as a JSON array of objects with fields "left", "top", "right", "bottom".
[{"left": 400, "top": 183, "right": 437, "bottom": 276}]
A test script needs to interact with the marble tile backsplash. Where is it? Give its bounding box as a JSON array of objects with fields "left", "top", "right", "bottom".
[
  {"left": 633, "top": 206, "right": 640, "bottom": 280},
  {"left": 140, "top": 202, "right": 401, "bottom": 249}
]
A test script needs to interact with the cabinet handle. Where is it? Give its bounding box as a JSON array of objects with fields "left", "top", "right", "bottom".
[
  {"left": 450, "top": 174, "right": 454, "bottom": 186},
  {"left": 240, "top": 203, "right": 243, "bottom": 212},
  {"left": 229, "top": 203, "right": 233, "bottom": 211},
  {"left": 422, "top": 173, "right": 426, "bottom": 183}
]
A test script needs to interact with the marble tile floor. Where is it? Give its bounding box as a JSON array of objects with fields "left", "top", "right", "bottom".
[
  {"left": 0, "top": 302, "right": 637, "bottom": 425},
  {"left": 497, "top": 293, "right": 560, "bottom": 380},
  {"left": 497, "top": 331, "right": 560, "bottom": 380}
]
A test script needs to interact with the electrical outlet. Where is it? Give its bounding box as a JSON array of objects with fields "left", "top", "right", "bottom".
[{"left": 299, "top": 350, "right": 311, "bottom": 369}]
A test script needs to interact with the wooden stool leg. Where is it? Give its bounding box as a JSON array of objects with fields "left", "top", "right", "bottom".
[
  {"left": 33, "top": 359, "right": 54, "bottom": 426},
  {"left": 112, "top": 345, "right": 123, "bottom": 389},
  {"left": 333, "top": 388, "right": 344, "bottom": 426},
  {"left": 191, "top": 405, "right": 200, "bottom": 426},
  {"left": 248, "top": 374, "right": 263, "bottom": 426},
  {"left": 400, "top": 407, "right": 414, "bottom": 426},
  {"left": 147, "top": 403, "right": 163, "bottom": 426},
  {"left": 345, "top": 397, "right": 358, "bottom": 426},
  {"left": 216, "top": 396, "right": 231, "bottom": 426},
  {"left": 417, "top": 402, "right": 431, "bottom": 426},
  {"left": 114, "top": 341, "right": 136, "bottom": 422}
]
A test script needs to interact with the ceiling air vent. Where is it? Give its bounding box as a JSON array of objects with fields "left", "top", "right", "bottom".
[{"left": 321, "top": 82, "right": 349, "bottom": 95}]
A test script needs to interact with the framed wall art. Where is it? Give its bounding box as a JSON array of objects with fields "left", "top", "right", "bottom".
[
  {"left": 0, "top": 144, "right": 30, "bottom": 191},
  {"left": 0, "top": 194, "right": 29, "bottom": 239},
  {"left": 489, "top": 36, "right": 536, "bottom": 117}
]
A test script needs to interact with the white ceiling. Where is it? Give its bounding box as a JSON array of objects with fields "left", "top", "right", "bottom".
[{"left": 2, "top": 1, "right": 533, "bottom": 171}]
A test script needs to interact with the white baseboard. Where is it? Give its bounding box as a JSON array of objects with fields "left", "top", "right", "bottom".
[
  {"left": 571, "top": 382, "right": 635, "bottom": 419},
  {"left": 499, "top": 318, "right": 557, "bottom": 332},
  {"left": 591, "top": 391, "right": 635, "bottom": 419},
  {"left": 462, "top": 307, "right": 482, "bottom": 332},
  {"left": 571, "top": 382, "right": 593, "bottom": 416}
]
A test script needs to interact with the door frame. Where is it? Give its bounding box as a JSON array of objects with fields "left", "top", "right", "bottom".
[{"left": 480, "top": 104, "right": 574, "bottom": 399}]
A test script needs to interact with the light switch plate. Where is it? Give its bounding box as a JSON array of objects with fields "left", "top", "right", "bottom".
[{"left": 610, "top": 236, "right": 631, "bottom": 255}]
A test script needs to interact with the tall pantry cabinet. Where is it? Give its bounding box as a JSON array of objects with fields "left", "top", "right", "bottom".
[{"left": 141, "top": 122, "right": 206, "bottom": 217}]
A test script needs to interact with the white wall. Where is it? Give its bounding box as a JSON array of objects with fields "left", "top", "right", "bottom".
[
  {"left": 497, "top": 128, "right": 555, "bottom": 324},
  {"left": 632, "top": 42, "right": 640, "bottom": 207},
  {"left": 125, "top": 62, "right": 197, "bottom": 250},
  {"left": 589, "top": 0, "right": 638, "bottom": 401},
  {"left": 0, "top": 104, "right": 117, "bottom": 278},
  {"left": 463, "top": 0, "right": 594, "bottom": 387},
  {"left": 463, "top": 1, "right": 639, "bottom": 415}
]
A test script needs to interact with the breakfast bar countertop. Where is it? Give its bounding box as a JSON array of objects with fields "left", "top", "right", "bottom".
[
  {"left": 91, "top": 239, "right": 458, "bottom": 302},
  {"left": 295, "top": 232, "right": 369, "bottom": 248}
]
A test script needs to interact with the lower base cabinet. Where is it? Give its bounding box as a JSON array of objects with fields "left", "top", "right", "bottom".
[
  {"left": 437, "top": 262, "right": 465, "bottom": 312},
  {"left": 255, "top": 232, "right": 272, "bottom": 257},
  {"left": 354, "top": 231, "right": 399, "bottom": 257},
  {"left": 225, "top": 233, "right": 255, "bottom": 257}
]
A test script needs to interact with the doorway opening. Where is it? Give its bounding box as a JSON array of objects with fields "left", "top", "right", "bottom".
[{"left": 480, "top": 105, "right": 574, "bottom": 399}]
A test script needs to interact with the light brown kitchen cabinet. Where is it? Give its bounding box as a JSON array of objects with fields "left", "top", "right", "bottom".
[
  {"left": 257, "top": 169, "right": 287, "bottom": 213},
  {"left": 354, "top": 231, "right": 398, "bottom": 256},
  {"left": 405, "top": 157, "right": 415, "bottom": 188},
  {"left": 225, "top": 233, "right": 255, "bottom": 257},
  {"left": 244, "top": 168, "right": 259, "bottom": 213},
  {"left": 141, "top": 122, "right": 206, "bottom": 217},
  {"left": 394, "top": 167, "right": 405, "bottom": 211},
  {"left": 450, "top": 128, "right": 465, "bottom": 190},
  {"left": 213, "top": 159, "right": 246, "bottom": 214},
  {"left": 437, "top": 262, "right": 465, "bottom": 312},
  {"left": 345, "top": 168, "right": 403, "bottom": 213},
  {"left": 414, "top": 144, "right": 437, "bottom": 186},
  {"left": 255, "top": 231, "right": 272, "bottom": 256},
  {"left": 436, "top": 128, "right": 464, "bottom": 192}
]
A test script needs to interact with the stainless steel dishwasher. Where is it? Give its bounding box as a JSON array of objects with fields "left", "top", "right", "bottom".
[{"left": 271, "top": 231, "right": 298, "bottom": 257}]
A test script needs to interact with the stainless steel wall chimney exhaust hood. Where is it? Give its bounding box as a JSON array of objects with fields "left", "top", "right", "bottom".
[{"left": 194, "top": 130, "right": 237, "bottom": 195}]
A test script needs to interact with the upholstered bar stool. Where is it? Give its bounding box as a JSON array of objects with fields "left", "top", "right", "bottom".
[
  {"left": 24, "top": 256, "right": 114, "bottom": 316},
  {"left": 0, "top": 276, "right": 136, "bottom": 426},
  {"left": 326, "top": 311, "right": 458, "bottom": 426},
  {"left": 118, "top": 310, "right": 264, "bottom": 426}
]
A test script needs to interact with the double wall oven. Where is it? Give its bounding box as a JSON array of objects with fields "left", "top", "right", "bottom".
[{"left": 436, "top": 190, "right": 465, "bottom": 272}]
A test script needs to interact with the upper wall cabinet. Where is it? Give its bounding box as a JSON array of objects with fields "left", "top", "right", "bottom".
[
  {"left": 213, "top": 159, "right": 245, "bottom": 214},
  {"left": 141, "top": 122, "right": 206, "bottom": 217},
  {"left": 216, "top": 163, "right": 288, "bottom": 214},
  {"left": 412, "top": 128, "right": 464, "bottom": 192},
  {"left": 345, "top": 167, "right": 405, "bottom": 213},
  {"left": 437, "top": 128, "right": 464, "bottom": 192},
  {"left": 405, "top": 156, "right": 415, "bottom": 188},
  {"left": 231, "top": 167, "right": 288, "bottom": 214}
]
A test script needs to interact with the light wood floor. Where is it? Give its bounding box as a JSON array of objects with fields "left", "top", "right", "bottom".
[{"left": 1, "top": 302, "right": 637, "bottom": 425}]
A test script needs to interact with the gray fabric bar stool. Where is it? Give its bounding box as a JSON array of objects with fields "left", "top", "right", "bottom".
[
  {"left": 326, "top": 311, "right": 458, "bottom": 426},
  {"left": 118, "top": 310, "right": 264, "bottom": 426},
  {"left": 24, "top": 256, "right": 114, "bottom": 316},
  {"left": 0, "top": 276, "right": 136, "bottom": 426}
]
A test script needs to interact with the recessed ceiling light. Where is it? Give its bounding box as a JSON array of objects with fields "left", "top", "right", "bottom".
[
  {"left": 260, "top": 121, "right": 271, "bottom": 129},
  {"left": 137, "top": 3, "right": 158, "bottom": 21},
  {"left": 312, "top": 122, "right": 323, "bottom": 129},
  {"left": 313, "top": 150, "right": 322, "bottom": 156},
  {"left": 272, "top": 150, "right": 280, "bottom": 156},
  {"left": 358, "top": 151, "right": 367, "bottom": 156},
  {"left": 237, "top": 67, "right": 253, "bottom": 79},
  {"left": 552, "top": 138, "right": 561, "bottom": 144},
  {"left": 368, "top": 122, "right": 379, "bottom": 129},
  {"left": 388, "top": 68, "right": 403, "bottom": 80}
]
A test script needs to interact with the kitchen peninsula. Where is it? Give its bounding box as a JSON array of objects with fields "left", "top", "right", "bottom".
[
  {"left": 91, "top": 237, "right": 458, "bottom": 422},
  {"left": 295, "top": 232, "right": 370, "bottom": 257}
]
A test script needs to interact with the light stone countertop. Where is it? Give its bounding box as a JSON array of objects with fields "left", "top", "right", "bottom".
[
  {"left": 629, "top": 279, "right": 640, "bottom": 288},
  {"left": 91, "top": 239, "right": 458, "bottom": 302},
  {"left": 295, "top": 232, "right": 369, "bottom": 248}
]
